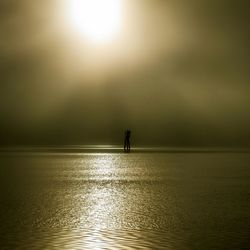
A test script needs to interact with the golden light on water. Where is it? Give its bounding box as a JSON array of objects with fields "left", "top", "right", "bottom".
[
  {"left": 80, "top": 154, "right": 121, "bottom": 229},
  {"left": 69, "top": 0, "right": 124, "bottom": 43}
]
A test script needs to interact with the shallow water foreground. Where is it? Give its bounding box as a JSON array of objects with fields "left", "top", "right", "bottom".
[{"left": 0, "top": 152, "right": 249, "bottom": 249}]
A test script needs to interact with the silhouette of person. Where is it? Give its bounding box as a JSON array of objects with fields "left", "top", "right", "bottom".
[{"left": 124, "top": 129, "right": 131, "bottom": 152}]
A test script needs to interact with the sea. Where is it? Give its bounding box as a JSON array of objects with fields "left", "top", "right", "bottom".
[{"left": 0, "top": 146, "right": 249, "bottom": 249}]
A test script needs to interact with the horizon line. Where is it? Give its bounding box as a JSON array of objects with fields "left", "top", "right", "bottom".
[{"left": 1, "top": 145, "right": 250, "bottom": 154}]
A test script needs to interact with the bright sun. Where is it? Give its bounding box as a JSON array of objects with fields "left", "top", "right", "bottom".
[{"left": 69, "top": 0, "right": 123, "bottom": 43}]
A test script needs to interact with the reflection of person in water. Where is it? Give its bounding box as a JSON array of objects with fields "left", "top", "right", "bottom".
[{"left": 124, "top": 129, "right": 131, "bottom": 152}]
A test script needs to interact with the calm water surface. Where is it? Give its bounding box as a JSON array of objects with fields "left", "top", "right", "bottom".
[{"left": 0, "top": 152, "right": 249, "bottom": 249}]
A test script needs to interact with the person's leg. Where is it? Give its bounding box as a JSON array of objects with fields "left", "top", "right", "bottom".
[{"left": 125, "top": 138, "right": 129, "bottom": 152}]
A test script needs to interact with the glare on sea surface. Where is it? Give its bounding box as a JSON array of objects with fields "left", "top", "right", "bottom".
[
  {"left": 69, "top": 0, "right": 123, "bottom": 43},
  {"left": 80, "top": 154, "right": 121, "bottom": 227}
]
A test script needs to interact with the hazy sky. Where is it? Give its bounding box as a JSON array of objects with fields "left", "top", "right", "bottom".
[{"left": 0, "top": 0, "right": 249, "bottom": 146}]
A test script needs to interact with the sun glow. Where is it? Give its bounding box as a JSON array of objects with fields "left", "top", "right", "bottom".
[{"left": 69, "top": 0, "right": 123, "bottom": 43}]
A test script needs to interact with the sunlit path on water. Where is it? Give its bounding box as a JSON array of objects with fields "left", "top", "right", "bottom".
[{"left": 0, "top": 152, "right": 250, "bottom": 249}]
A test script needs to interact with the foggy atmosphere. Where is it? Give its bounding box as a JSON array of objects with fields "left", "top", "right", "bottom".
[
  {"left": 1, "top": 0, "right": 249, "bottom": 147},
  {"left": 0, "top": 1, "right": 250, "bottom": 250}
]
